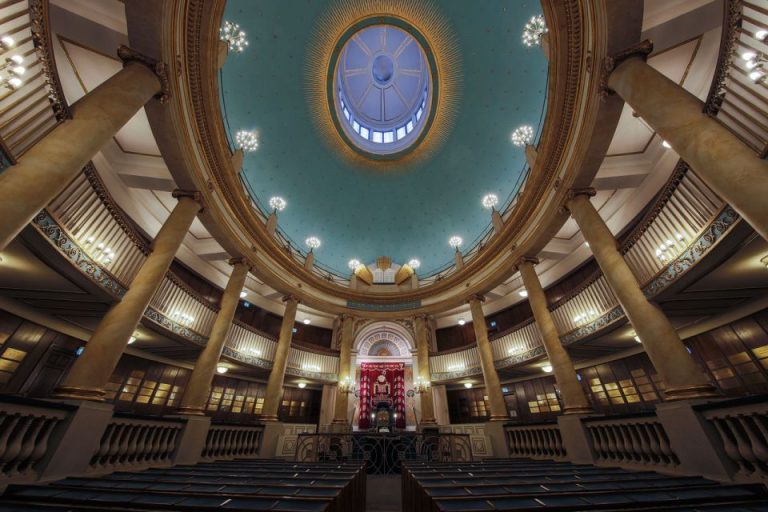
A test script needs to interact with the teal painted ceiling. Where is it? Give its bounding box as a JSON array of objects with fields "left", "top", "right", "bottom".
[{"left": 221, "top": 1, "right": 548, "bottom": 275}]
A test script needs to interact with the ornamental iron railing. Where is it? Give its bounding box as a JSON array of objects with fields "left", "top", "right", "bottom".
[{"left": 294, "top": 432, "right": 472, "bottom": 474}]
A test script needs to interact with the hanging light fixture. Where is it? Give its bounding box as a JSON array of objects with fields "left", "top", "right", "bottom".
[
  {"left": 235, "top": 130, "right": 259, "bottom": 152},
  {"left": 481, "top": 193, "right": 499, "bottom": 210},
  {"left": 269, "top": 196, "right": 286, "bottom": 212},
  {"left": 407, "top": 259, "right": 421, "bottom": 270},
  {"left": 220, "top": 21, "right": 249, "bottom": 53},
  {"left": 0, "top": 36, "right": 24, "bottom": 90},
  {"left": 522, "top": 15, "right": 548, "bottom": 48},
  {"left": 510, "top": 125, "right": 534, "bottom": 147},
  {"left": 305, "top": 236, "right": 321, "bottom": 250},
  {"left": 449, "top": 236, "right": 463, "bottom": 250}
]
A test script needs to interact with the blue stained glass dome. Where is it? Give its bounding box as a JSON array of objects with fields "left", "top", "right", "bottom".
[{"left": 334, "top": 24, "right": 433, "bottom": 156}]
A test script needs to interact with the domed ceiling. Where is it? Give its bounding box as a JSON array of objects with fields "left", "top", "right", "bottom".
[{"left": 221, "top": 0, "right": 548, "bottom": 276}]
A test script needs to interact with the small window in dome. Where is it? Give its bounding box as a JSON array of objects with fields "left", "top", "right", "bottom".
[{"left": 333, "top": 23, "right": 433, "bottom": 156}]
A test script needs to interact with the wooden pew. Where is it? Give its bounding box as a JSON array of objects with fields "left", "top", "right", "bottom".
[
  {"left": 402, "top": 460, "right": 768, "bottom": 512},
  {"left": 0, "top": 460, "right": 366, "bottom": 512}
]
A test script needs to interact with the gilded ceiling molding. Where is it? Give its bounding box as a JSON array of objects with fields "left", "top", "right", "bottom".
[
  {"left": 704, "top": 0, "right": 742, "bottom": 116},
  {"left": 304, "top": 0, "right": 462, "bottom": 169},
  {"left": 29, "top": 0, "right": 69, "bottom": 121},
  {"left": 143, "top": 0, "right": 633, "bottom": 316}
]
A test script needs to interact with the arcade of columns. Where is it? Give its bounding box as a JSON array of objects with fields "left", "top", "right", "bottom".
[{"left": 1, "top": 41, "right": 765, "bottom": 424}]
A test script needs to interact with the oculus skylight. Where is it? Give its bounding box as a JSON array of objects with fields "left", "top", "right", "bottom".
[{"left": 333, "top": 23, "right": 433, "bottom": 157}]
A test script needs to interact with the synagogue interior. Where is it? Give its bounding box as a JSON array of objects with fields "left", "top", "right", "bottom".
[{"left": 0, "top": 0, "right": 766, "bottom": 510}]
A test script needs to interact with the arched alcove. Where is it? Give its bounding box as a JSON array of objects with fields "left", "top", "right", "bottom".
[{"left": 355, "top": 321, "right": 414, "bottom": 361}]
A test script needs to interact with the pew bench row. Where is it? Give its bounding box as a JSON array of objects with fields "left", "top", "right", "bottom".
[
  {"left": 0, "top": 460, "right": 366, "bottom": 512},
  {"left": 402, "top": 459, "right": 768, "bottom": 512}
]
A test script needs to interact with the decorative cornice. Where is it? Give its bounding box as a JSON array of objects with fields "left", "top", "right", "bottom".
[
  {"left": 599, "top": 39, "right": 654, "bottom": 97},
  {"left": 29, "top": 0, "right": 70, "bottom": 121},
  {"left": 703, "top": 0, "right": 742, "bottom": 116},
  {"left": 117, "top": 45, "right": 171, "bottom": 104}
]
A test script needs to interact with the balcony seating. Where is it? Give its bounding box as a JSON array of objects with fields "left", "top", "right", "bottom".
[
  {"left": 403, "top": 459, "right": 768, "bottom": 511},
  {"left": 0, "top": 460, "right": 366, "bottom": 512}
]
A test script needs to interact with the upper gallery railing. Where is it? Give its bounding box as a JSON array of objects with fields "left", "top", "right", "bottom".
[
  {"left": 0, "top": 0, "right": 66, "bottom": 160},
  {"left": 148, "top": 273, "right": 218, "bottom": 337},
  {"left": 431, "top": 162, "right": 733, "bottom": 381},
  {"left": 705, "top": 0, "right": 768, "bottom": 156},
  {"left": 37, "top": 168, "right": 341, "bottom": 380},
  {"left": 47, "top": 167, "right": 149, "bottom": 286}
]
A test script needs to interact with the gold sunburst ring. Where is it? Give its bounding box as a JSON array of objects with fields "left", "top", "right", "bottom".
[{"left": 306, "top": 0, "right": 461, "bottom": 169}]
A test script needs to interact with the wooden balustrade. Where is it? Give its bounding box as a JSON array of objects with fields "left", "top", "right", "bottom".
[
  {"left": 550, "top": 274, "right": 618, "bottom": 335},
  {"left": 88, "top": 415, "right": 184, "bottom": 473},
  {"left": 201, "top": 423, "right": 264, "bottom": 461},
  {"left": 227, "top": 321, "right": 278, "bottom": 361},
  {"left": 47, "top": 166, "right": 149, "bottom": 287},
  {"left": 700, "top": 397, "right": 768, "bottom": 481},
  {"left": 490, "top": 320, "right": 542, "bottom": 360},
  {"left": 429, "top": 346, "right": 480, "bottom": 378},
  {"left": 0, "top": 0, "right": 66, "bottom": 159},
  {"left": 287, "top": 346, "right": 340, "bottom": 376},
  {"left": 505, "top": 423, "right": 567, "bottom": 460},
  {"left": 585, "top": 415, "right": 679, "bottom": 468},
  {"left": 0, "top": 398, "right": 69, "bottom": 481},
  {"left": 148, "top": 274, "right": 218, "bottom": 337},
  {"left": 620, "top": 166, "right": 724, "bottom": 283},
  {"left": 705, "top": 1, "right": 768, "bottom": 155}
]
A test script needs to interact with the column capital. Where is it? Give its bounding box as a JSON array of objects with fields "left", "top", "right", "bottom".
[
  {"left": 117, "top": 45, "right": 171, "bottom": 104},
  {"left": 227, "top": 257, "right": 250, "bottom": 270},
  {"left": 600, "top": 40, "right": 654, "bottom": 98},
  {"left": 172, "top": 188, "right": 202, "bottom": 202},
  {"left": 564, "top": 187, "right": 596, "bottom": 212},
  {"left": 282, "top": 295, "right": 300, "bottom": 305},
  {"left": 467, "top": 294, "right": 485, "bottom": 305},
  {"left": 516, "top": 256, "right": 539, "bottom": 269}
]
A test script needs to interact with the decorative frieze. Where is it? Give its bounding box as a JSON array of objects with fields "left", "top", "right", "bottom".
[{"left": 32, "top": 210, "right": 126, "bottom": 298}]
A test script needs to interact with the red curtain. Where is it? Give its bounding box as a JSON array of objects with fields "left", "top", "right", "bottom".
[{"left": 358, "top": 362, "right": 405, "bottom": 429}]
